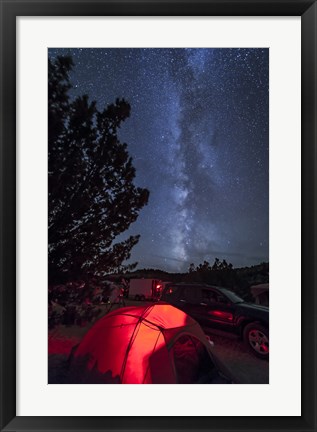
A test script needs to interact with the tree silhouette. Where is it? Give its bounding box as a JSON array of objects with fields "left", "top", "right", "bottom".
[
  {"left": 48, "top": 56, "right": 149, "bottom": 284},
  {"left": 188, "top": 263, "right": 195, "bottom": 273}
]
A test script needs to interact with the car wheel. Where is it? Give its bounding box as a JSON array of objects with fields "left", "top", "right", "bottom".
[
  {"left": 243, "top": 323, "right": 269, "bottom": 359},
  {"left": 135, "top": 295, "right": 140, "bottom": 301}
]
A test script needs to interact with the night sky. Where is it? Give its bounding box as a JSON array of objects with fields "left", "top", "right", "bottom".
[{"left": 48, "top": 48, "right": 269, "bottom": 273}]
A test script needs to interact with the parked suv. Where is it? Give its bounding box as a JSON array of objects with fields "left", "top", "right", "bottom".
[{"left": 160, "top": 283, "right": 269, "bottom": 359}]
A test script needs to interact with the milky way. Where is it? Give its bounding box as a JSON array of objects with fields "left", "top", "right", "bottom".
[{"left": 48, "top": 48, "right": 269, "bottom": 272}]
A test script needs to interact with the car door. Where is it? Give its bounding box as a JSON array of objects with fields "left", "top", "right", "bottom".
[{"left": 198, "top": 288, "right": 236, "bottom": 330}]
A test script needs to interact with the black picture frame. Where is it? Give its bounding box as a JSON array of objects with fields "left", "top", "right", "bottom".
[{"left": 1, "top": 1, "right": 316, "bottom": 431}]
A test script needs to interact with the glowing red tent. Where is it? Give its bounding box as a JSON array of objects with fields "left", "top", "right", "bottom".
[{"left": 68, "top": 303, "right": 233, "bottom": 384}]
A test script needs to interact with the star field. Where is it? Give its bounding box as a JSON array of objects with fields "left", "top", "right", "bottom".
[{"left": 48, "top": 48, "right": 269, "bottom": 272}]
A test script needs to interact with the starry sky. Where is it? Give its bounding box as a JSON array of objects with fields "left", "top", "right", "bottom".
[{"left": 48, "top": 48, "right": 269, "bottom": 273}]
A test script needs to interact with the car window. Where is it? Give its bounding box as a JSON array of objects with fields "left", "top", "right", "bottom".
[
  {"left": 219, "top": 288, "right": 244, "bottom": 303},
  {"left": 182, "top": 286, "right": 198, "bottom": 303},
  {"left": 172, "top": 335, "right": 216, "bottom": 384},
  {"left": 202, "top": 289, "right": 217, "bottom": 303},
  {"left": 202, "top": 289, "right": 227, "bottom": 304}
]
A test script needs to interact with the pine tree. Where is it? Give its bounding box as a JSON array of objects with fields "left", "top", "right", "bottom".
[{"left": 48, "top": 56, "right": 149, "bottom": 284}]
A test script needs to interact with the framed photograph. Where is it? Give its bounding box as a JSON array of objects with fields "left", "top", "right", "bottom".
[{"left": 1, "top": 0, "right": 316, "bottom": 431}]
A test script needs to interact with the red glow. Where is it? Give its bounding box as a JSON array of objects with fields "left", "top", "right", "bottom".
[
  {"left": 209, "top": 310, "right": 233, "bottom": 321},
  {"left": 72, "top": 304, "right": 197, "bottom": 384}
]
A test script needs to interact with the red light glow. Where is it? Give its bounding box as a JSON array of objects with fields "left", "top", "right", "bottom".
[
  {"left": 72, "top": 304, "right": 194, "bottom": 384},
  {"left": 209, "top": 310, "right": 233, "bottom": 321}
]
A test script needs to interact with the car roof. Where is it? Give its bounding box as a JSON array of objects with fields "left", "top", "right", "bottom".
[{"left": 167, "top": 283, "right": 226, "bottom": 291}]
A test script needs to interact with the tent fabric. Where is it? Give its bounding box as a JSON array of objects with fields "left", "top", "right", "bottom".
[
  {"left": 250, "top": 283, "right": 269, "bottom": 296},
  {"left": 70, "top": 303, "right": 220, "bottom": 384},
  {"left": 250, "top": 283, "right": 269, "bottom": 306}
]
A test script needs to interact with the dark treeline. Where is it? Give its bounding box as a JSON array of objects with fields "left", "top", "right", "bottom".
[
  {"left": 125, "top": 259, "right": 269, "bottom": 301},
  {"left": 48, "top": 259, "right": 268, "bottom": 328}
]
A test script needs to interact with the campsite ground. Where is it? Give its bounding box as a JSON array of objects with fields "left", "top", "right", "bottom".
[
  {"left": 202, "top": 328, "right": 269, "bottom": 384},
  {"left": 48, "top": 300, "right": 269, "bottom": 384}
]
